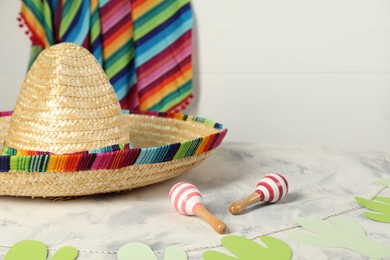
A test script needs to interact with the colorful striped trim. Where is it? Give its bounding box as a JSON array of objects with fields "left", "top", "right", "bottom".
[
  {"left": 0, "top": 111, "right": 227, "bottom": 173},
  {"left": 2, "top": 144, "right": 131, "bottom": 156}
]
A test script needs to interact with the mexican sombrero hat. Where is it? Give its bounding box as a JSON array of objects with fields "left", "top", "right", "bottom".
[{"left": 0, "top": 43, "right": 227, "bottom": 197}]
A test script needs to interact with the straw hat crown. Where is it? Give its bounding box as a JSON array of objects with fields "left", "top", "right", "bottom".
[{"left": 5, "top": 42, "right": 130, "bottom": 154}]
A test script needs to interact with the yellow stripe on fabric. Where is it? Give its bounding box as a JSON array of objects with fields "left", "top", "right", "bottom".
[
  {"left": 132, "top": 0, "right": 162, "bottom": 20},
  {"left": 134, "top": 0, "right": 189, "bottom": 41},
  {"left": 46, "top": 155, "right": 58, "bottom": 172},
  {"left": 104, "top": 30, "right": 133, "bottom": 60},
  {"left": 60, "top": 0, "right": 82, "bottom": 38},
  {"left": 159, "top": 88, "right": 191, "bottom": 112},
  {"left": 90, "top": 0, "right": 98, "bottom": 13},
  {"left": 195, "top": 136, "right": 210, "bottom": 155},
  {"left": 140, "top": 69, "right": 192, "bottom": 110},
  {"left": 21, "top": 5, "right": 50, "bottom": 47}
]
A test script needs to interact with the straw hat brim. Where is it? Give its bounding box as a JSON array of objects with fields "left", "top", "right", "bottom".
[{"left": 0, "top": 111, "right": 227, "bottom": 197}]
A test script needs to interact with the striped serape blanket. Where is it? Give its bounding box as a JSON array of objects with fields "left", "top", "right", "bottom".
[{"left": 18, "top": 0, "right": 193, "bottom": 112}]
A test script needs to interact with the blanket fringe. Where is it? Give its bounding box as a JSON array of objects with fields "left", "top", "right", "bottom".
[
  {"left": 17, "top": 12, "right": 43, "bottom": 46},
  {"left": 167, "top": 93, "right": 194, "bottom": 114}
]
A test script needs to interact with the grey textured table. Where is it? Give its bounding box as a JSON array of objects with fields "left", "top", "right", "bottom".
[{"left": 0, "top": 143, "right": 389, "bottom": 259}]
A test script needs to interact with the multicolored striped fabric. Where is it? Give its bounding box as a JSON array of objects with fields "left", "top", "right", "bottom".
[
  {"left": 19, "top": 0, "right": 193, "bottom": 112},
  {"left": 0, "top": 111, "right": 227, "bottom": 173}
]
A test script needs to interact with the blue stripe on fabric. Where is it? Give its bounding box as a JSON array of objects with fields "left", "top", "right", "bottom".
[
  {"left": 135, "top": 18, "right": 192, "bottom": 66},
  {"left": 164, "top": 143, "right": 180, "bottom": 162},
  {"left": 154, "top": 145, "right": 170, "bottom": 163},
  {"left": 214, "top": 123, "right": 224, "bottom": 130},
  {"left": 135, "top": 3, "right": 191, "bottom": 47},
  {"left": 147, "top": 147, "right": 164, "bottom": 164},
  {"left": 61, "top": 1, "right": 82, "bottom": 40},
  {"left": 91, "top": 43, "right": 103, "bottom": 65},
  {"left": 114, "top": 73, "right": 137, "bottom": 100},
  {"left": 0, "top": 156, "right": 10, "bottom": 172},
  {"left": 98, "top": 0, "right": 109, "bottom": 8},
  {"left": 62, "top": 0, "right": 71, "bottom": 20},
  {"left": 110, "top": 59, "right": 134, "bottom": 83},
  {"left": 134, "top": 148, "right": 156, "bottom": 164},
  {"left": 62, "top": 0, "right": 90, "bottom": 44},
  {"left": 47, "top": 0, "right": 58, "bottom": 14},
  {"left": 91, "top": 35, "right": 101, "bottom": 51}
]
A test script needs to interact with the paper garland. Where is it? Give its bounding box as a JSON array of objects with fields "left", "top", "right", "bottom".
[
  {"left": 289, "top": 217, "right": 390, "bottom": 258},
  {"left": 203, "top": 235, "right": 292, "bottom": 260},
  {"left": 4, "top": 240, "right": 78, "bottom": 260},
  {"left": 117, "top": 243, "right": 187, "bottom": 260},
  {"left": 3, "top": 241, "right": 186, "bottom": 260}
]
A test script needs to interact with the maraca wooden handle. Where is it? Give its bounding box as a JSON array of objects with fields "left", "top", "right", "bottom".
[
  {"left": 196, "top": 205, "right": 226, "bottom": 234},
  {"left": 229, "top": 192, "right": 261, "bottom": 215}
]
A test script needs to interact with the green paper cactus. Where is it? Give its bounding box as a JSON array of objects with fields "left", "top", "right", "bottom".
[
  {"left": 4, "top": 240, "right": 78, "bottom": 260},
  {"left": 355, "top": 196, "right": 390, "bottom": 223},
  {"left": 289, "top": 216, "right": 390, "bottom": 258},
  {"left": 203, "top": 235, "right": 292, "bottom": 260}
]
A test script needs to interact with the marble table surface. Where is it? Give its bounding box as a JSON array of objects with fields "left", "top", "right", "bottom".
[{"left": 0, "top": 143, "right": 389, "bottom": 259}]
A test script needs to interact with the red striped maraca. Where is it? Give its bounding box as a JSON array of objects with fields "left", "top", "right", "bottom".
[
  {"left": 169, "top": 182, "right": 226, "bottom": 234},
  {"left": 229, "top": 173, "right": 289, "bottom": 215}
]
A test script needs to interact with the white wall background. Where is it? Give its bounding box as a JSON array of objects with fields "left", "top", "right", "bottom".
[{"left": 0, "top": 1, "right": 390, "bottom": 151}]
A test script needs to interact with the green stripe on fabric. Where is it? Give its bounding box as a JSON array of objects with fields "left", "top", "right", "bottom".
[
  {"left": 61, "top": 0, "right": 71, "bottom": 24},
  {"left": 10, "top": 156, "right": 17, "bottom": 171},
  {"left": 105, "top": 40, "right": 135, "bottom": 78},
  {"left": 185, "top": 137, "right": 201, "bottom": 157},
  {"left": 90, "top": 7, "right": 101, "bottom": 43},
  {"left": 173, "top": 141, "right": 192, "bottom": 160},
  {"left": 60, "top": 0, "right": 82, "bottom": 38},
  {"left": 23, "top": 156, "right": 30, "bottom": 171},
  {"left": 23, "top": 0, "right": 44, "bottom": 26},
  {"left": 151, "top": 80, "right": 191, "bottom": 111},
  {"left": 134, "top": 0, "right": 189, "bottom": 41},
  {"left": 134, "top": 0, "right": 173, "bottom": 29},
  {"left": 201, "top": 119, "right": 216, "bottom": 128},
  {"left": 42, "top": 1, "right": 54, "bottom": 44},
  {"left": 10, "top": 156, "right": 30, "bottom": 171},
  {"left": 28, "top": 45, "right": 43, "bottom": 69},
  {"left": 105, "top": 39, "right": 134, "bottom": 68}
]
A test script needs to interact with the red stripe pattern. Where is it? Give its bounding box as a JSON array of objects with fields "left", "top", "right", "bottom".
[
  {"left": 169, "top": 182, "right": 203, "bottom": 215},
  {"left": 256, "top": 173, "right": 289, "bottom": 203}
]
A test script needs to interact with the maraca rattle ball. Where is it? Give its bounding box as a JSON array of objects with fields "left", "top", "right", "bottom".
[
  {"left": 256, "top": 173, "right": 288, "bottom": 203},
  {"left": 169, "top": 182, "right": 226, "bottom": 234},
  {"left": 169, "top": 182, "right": 203, "bottom": 215},
  {"left": 229, "top": 173, "right": 288, "bottom": 215}
]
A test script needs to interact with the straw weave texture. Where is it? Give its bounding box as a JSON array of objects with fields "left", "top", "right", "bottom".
[{"left": 5, "top": 43, "right": 130, "bottom": 154}]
